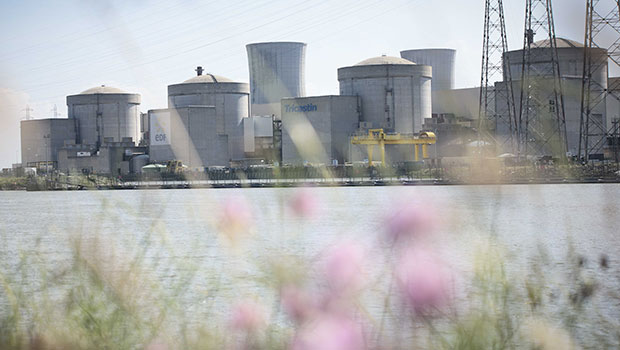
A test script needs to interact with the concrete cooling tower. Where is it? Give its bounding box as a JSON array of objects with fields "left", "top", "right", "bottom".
[
  {"left": 246, "top": 42, "right": 307, "bottom": 119},
  {"left": 400, "top": 49, "right": 456, "bottom": 91}
]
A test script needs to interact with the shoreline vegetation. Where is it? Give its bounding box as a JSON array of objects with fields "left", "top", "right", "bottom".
[{"left": 3, "top": 163, "right": 620, "bottom": 191}]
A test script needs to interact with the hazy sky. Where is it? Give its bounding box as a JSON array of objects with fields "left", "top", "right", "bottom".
[{"left": 0, "top": 0, "right": 595, "bottom": 168}]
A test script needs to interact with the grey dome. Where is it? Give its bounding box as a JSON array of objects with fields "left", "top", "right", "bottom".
[
  {"left": 183, "top": 73, "right": 233, "bottom": 84},
  {"left": 532, "top": 38, "right": 583, "bottom": 48},
  {"left": 80, "top": 85, "right": 129, "bottom": 94},
  {"left": 355, "top": 56, "right": 416, "bottom": 66}
]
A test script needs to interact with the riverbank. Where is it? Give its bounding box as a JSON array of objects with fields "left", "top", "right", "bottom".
[
  {"left": 5, "top": 164, "right": 619, "bottom": 191},
  {"left": 17, "top": 175, "right": 620, "bottom": 191}
]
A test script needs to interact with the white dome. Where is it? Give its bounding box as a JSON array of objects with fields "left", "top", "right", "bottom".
[
  {"left": 183, "top": 73, "right": 233, "bottom": 84},
  {"left": 80, "top": 85, "right": 128, "bottom": 94},
  {"left": 355, "top": 55, "right": 416, "bottom": 66}
]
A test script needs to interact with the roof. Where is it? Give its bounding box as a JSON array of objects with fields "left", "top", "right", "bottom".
[
  {"left": 182, "top": 73, "right": 233, "bottom": 83},
  {"left": 532, "top": 38, "right": 584, "bottom": 48},
  {"left": 80, "top": 85, "right": 128, "bottom": 94},
  {"left": 355, "top": 55, "right": 416, "bottom": 66}
]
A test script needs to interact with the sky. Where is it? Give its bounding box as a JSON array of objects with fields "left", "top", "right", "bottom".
[{"left": 0, "top": 0, "right": 600, "bottom": 168}]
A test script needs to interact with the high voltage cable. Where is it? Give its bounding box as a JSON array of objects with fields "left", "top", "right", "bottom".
[
  {"left": 0, "top": 0, "right": 193, "bottom": 60},
  {"left": 2, "top": 0, "right": 259, "bottom": 71},
  {"left": 16, "top": 0, "right": 332, "bottom": 92},
  {"left": 16, "top": 0, "right": 418, "bottom": 108}
]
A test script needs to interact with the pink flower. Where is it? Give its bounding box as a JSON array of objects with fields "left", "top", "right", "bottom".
[
  {"left": 281, "top": 285, "right": 315, "bottom": 323},
  {"left": 396, "top": 248, "right": 450, "bottom": 314},
  {"left": 218, "top": 196, "right": 253, "bottom": 240},
  {"left": 145, "top": 341, "right": 168, "bottom": 350},
  {"left": 289, "top": 187, "right": 320, "bottom": 218},
  {"left": 322, "top": 241, "right": 366, "bottom": 295},
  {"left": 290, "top": 314, "right": 365, "bottom": 350},
  {"left": 229, "top": 300, "right": 267, "bottom": 332},
  {"left": 384, "top": 199, "right": 436, "bottom": 243}
]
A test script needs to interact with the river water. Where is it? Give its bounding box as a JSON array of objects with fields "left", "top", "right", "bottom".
[{"left": 1, "top": 184, "right": 619, "bottom": 347}]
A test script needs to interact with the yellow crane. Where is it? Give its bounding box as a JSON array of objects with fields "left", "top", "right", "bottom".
[{"left": 351, "top": 129, "right": 436, "bottom": 166}]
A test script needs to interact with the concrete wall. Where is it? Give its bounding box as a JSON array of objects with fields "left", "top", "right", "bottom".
[
  {"left": 495, "top": 77, "right": 598, "bottom": 156},
  {"left": 67, "top": 93, "right": 140, "bottom": 147},
  {"left": 243, "top": 116, "right": 273, "bottom": 154},
  {"left": 21, "top": 119, "right": 76, "bottom": 167},
  {"left": 282, "top": 96, "right": 359, "bottom": 165},
  {"left": 148, "top": 107, "right": 230, "bottom": 168},
  {"left": 400, "top": 49, "right": 456, "bottom": 91}
]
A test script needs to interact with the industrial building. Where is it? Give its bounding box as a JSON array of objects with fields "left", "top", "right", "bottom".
[
  {"left": 246, "top": 42, "right": 307, "bottom": 119},
  {"left": 67, "top": 85, "right": 141, "bottom": 147},
  {"left": 495, "top": 38, "right": 608, "bottom": 157},
  {"left": 280, "top": 55, "right": 433, "bottom": 165},
  {"left": 20, "top": 119, "right": 76, "bottom": 169},
  {"left": 281, "top": 96, "right": 360, "bottom": 165},
  {"left": 148, "top": 68, "right": 250, "bottom": 168},
  {"left": 20, "top": 85, "right": 145, "bottom": 175}
]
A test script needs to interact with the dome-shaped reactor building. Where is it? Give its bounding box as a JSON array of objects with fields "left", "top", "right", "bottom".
[
  {"left": 338, "top": 56, "right": 432, "bottom": 134},
  {"left": 66, "top": 85, "right": 141, "bottom": 148},
  {"left": 496, "top": 38, "right": 609, "bottom": 156},
  {"left": 148, "top": 67, "right": 250, "bottom": 168}
]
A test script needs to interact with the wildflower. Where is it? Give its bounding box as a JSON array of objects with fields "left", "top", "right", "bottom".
[
  {"left": 281, "top": 285, "right": 315, "bottom": 323},
  {"left": 217, "top": 196, "right": 253, "bottom": 242},
  {"left": 384, "top": 198, "right": 436, "bottom": 243},
  {"left": 322, "top": 241, "right": 366, "bottom": 296},
  {"left": 396, "top": 248, "right": 450, "bottom": 314},
  {"left": 290, "top": 314, "right": 365, "bottom": 350},
  {"left": 289, "top": 186, "right": 320, "bottom": 218},
  {"left": 229, "top": 300, "right": 267, "bottom": 333},
  {"left": 145, "top": 340, "right": 168, "bottom": 350}
]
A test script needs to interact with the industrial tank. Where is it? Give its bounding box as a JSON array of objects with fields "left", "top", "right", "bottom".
[
  {"left": 338, "top": 55, "right": 432, "bottom": 134},
  {"left": 246, "top": 42, "right": 307, "bottom": 118},
  {"left": 67, "top": 85, "right": 141, "bottom": 148},
  {"left": 400, "top": 48, "right": 456, "bottom": 91},
  {"left": 166, "top": 67, "right": 250, "bottom": 161}
]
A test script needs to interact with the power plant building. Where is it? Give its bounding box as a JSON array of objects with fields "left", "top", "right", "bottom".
[
  {"left": 247, "top": 42, "right": 307, "bottom": 119},
  {"left": 20, "top": 119, "right": 76, "bottom": 168},
  {"left": 66, "top": 85, "right": 141, "bottom": 148},
  {"left": 495, "top": 38, "right": 608, "bottom": 157},
  {"left": 148, "top": 68, "right": 250, "bottom": 168},
  {"left": 281, "top": 55, "right": 433, "bottom": 165},
  {"left": 281, "top": 96, "right": 360, "bottom": 165},
  {"left": 338, "top": 56, "right": 432, "bottom": 134}
]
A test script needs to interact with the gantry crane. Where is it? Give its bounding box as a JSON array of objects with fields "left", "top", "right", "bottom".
[{"left": 351, "top": 129, "right": 436, "bottom": 166}]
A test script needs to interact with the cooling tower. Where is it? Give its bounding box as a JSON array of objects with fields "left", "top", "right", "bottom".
[
  {"left": 400, "top": 49, "right": 456, "bottom": 91},
  {"left": 246, "top": 42, "right": 307, "bottom": 119}
]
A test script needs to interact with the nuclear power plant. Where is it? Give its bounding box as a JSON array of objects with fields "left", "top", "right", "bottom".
[{"left": 17, "top": 0, "right": 620, "bottom": 175}]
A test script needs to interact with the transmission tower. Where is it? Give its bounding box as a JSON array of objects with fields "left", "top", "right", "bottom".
[
  {"left": 518, "top": 0, "right": 568, "bottom": 158},
  {"left": 478, "top": 0, "right": 518, "bottom": 155},
  {"left": 578, "top": 0, "right": 620, "bottom": 161},
  {"left": 22, "top": 105, "right": 33, "bottom": 120}
]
